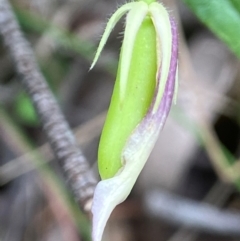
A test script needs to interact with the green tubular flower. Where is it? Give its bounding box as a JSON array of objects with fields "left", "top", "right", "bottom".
[
  {"left": 90, "top": 0, "right": 178, "bottom": 240},
  {"left": 98, "top": 9, "right": 157, "bottom": 180}
]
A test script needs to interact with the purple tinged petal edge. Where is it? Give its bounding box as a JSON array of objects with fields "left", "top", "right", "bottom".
[{"left": 140, "top": 18, "right": 178, "bottom": 133}]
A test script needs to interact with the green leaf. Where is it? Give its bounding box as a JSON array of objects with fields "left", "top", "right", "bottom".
[
  {"left": 230, "top": 0, "right": 240, "bottom": 13},
  {"left": 183, "top": 0, "right": 240, "bottom": 58},
  {"left": 15, "top": 91, "right": 39, "bottom": 126}
]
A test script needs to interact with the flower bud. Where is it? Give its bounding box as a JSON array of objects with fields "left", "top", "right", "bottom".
[{"left": 90, "top": 1, "right": 178, "bottom": 240}]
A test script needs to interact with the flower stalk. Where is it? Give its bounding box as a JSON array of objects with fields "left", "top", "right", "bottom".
[{"left": 90, "top": 0, "right": 178, "bottom": 240}]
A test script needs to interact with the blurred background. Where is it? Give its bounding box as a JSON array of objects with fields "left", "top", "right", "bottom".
[{"left": 1, "top": 0, "right": 240, "bottom": 240}]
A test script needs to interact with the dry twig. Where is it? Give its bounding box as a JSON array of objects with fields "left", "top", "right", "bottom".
[
  {"left": 0, "top": 0, "right": 97, "bottom": 212},
  {"left": 144, "top": 183, "right": 240, "bottom": 237},
  {"left": 0, "top": 111, "right": 106, "bottom": 185}
]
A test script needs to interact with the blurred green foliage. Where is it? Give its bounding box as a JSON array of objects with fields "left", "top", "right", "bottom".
[
  {"left": 11, "top": 5, "right": 118, "bottom": 126},
  {"left": 1, "top": 107, "right": 92, "bottom": 241},
  {"left": 230, "top": 0, "right": 240, "bottom": 12},
  {"left": 183, "top": 0, "right": 240, "bottom": 58},
  {"left": 15, "top": 91, "right": 38, "bottom": 126}
]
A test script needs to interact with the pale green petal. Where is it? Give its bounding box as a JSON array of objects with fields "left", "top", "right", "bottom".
[
  {"left": 90, "top": 2, "right": 136, "bottom": 70},
  {"left": 149, "top": 3, "right": 172, "bottom": 112},
  {"left": 92, "top": 116, "right": 160, "bottom": 241},
  {"left": 119, "top": 1, "right": 148, "bottom": 102}
]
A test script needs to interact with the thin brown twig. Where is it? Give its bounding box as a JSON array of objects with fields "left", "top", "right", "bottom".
[
  {"left": 0, "top": 108, "right": 92, "bottom": 240},
  {"left": 165, "top": 181, "right": 235, "bottom": 241},
  {"left": 175, "top": 0, "right": 239, "bottom": 183},
  {"left": 0, "top": 0, "right": 97, "bottom": 212},
  {"left": 144, "top": 182, "right": 238, "bottom": 238},
  {"left": 43, "top": 183, "right": 81, "bottom": 241},
  {"left": 0, "top": 111, "right": 106, "bottom": 185},
  {"left": 163, "top": 1, "right": 239, "bottom": 240}
]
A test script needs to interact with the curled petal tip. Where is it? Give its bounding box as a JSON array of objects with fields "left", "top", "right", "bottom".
[{"left": 90, "top": 2, "right": 136, "bottom": 71}]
